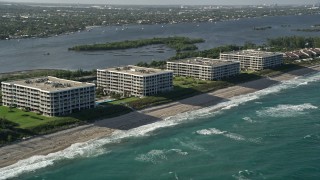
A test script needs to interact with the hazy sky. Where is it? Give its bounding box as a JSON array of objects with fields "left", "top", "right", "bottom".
[{"left": 0, "top": 0, "right": 319, "bottom": 5}]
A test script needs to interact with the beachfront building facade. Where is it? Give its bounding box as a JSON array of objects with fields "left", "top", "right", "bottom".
[
  {"left": 97, "top": 65, "right": 173, "bottom": 97},
  {"left": 220, "top": 50, "right": 283, "bottom": 71},
  {"left": 167, "top": 57, "right": 240, "bottom": 80},
  {"left": 1, "top": 76, "right": 95, "bottom": 116}
]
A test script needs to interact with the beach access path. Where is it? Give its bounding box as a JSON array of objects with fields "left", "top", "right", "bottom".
[{"left": 1, "top": 65, "right": 320, "bottom": 168}]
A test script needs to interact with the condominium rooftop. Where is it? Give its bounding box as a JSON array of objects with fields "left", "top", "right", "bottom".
[
  {"left": 221, "top": 50, "right": 282, "bottom": 58},
  {"left": 168, "top": 57, "right": 238, "bottom": 67},
  {"left": 98, "top": 65, "right": 173, "bottom": 76},
  {"left": 2, "top": 76, "right": 95, "bottom": 92}
]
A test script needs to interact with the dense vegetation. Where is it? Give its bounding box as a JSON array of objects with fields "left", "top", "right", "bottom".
[
  {"left": 69, "top": 37, "right": 204, "bottom": 52},
  {"left": 136, "top": 61, "right": 167, "bottom": 69},
  {"left": 169, "top": 44, "right": 242, "bottom": 60},
  {"left": 266, "top": 36, "right": 320, "bottom": 51}
]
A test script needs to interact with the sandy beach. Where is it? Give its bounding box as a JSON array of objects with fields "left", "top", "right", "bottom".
[{"left": 0, "top": 65, "right": 320, "bottom": 168}]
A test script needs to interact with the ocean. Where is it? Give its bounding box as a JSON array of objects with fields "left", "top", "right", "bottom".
[{"left": 1, "top": 71, "right": 320, "bottom": 179}]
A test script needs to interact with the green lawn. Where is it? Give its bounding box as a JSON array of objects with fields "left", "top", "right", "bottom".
[
  {"left": 0, "top": 106, "right": 63, "bottom": 129},
  {"left": 174, "top": 76, "right": 212, "bottom": 88}
]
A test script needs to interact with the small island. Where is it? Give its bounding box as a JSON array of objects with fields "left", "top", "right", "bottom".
[
  {"left": 68, "top": 37, "right": 205, "bottom": 52},
  {"left": 294, "top": 28, "right": 320, "bottom": 32},
  {"left": 253, "top": 26, "right": 272, "bottom": 30}
]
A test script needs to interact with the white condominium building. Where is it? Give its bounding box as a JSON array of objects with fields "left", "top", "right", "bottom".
[
  {"left": 220, "top": 50, "right": 283, "bottom": 71},
  {"left": 167, "top": 57, "right": 240, "bottom": 80},
  {"left": 97, "top": 65, "right": 173, "bottom": 97},
  {"left": 1, "top": 76, "right": 95, "bottom": 116}
]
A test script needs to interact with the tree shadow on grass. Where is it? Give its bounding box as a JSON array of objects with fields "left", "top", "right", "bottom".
[
  {"left": 67, "top": 104, "right": 133, "bottom": 123},
  {"left": 30, "top": 116, "right": 44, "bottom": 120}
]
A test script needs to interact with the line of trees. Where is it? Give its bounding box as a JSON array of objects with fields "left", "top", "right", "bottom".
[{"left": 136, "top": 61, "right": 167, "bottom": 69}]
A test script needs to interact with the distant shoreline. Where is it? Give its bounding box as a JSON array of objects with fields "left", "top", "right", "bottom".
[
  {"left": 1, "top": 5, "right": 320, "bottom": 41},
  {"left": 0, "top": 69, "right": 61, "bottom": 76},
  {"left": 1, "top": 64, "right": 319, "bottom": 169}
]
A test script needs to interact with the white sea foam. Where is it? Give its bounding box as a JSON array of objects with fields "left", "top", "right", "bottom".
[
  {"left": 196, "top": 128, "right": 247, "bottom": 142},
  {"left": 196, "top": 128, "right": 262, "bottom": 144},
  {"left": 135, "top": 150, "right": 167, "bottom": 164},
  {"left": 303, "top": 134, "right": 320, "bottom": 140},
  {"left": 2, "top": 72, "right": 320, "bottom": 179},
  {"left": 304, "top": 134, "right": 312, "bottom": 139},
  {"left": 225, "top": 133, "right": 246, "bottom": 141},
  {"left": 196, "top": 128, "right": 226, "bottom": 135},
  {"left": 232, "top": 169, "right": 265, "bottom": 180},
  {"left": 248, "top": 137, "right": 263, "bottom": 144},
  {"left": 169, "top": 149, "right": 189, "bottom": 156},
  {"left": 177, "top": 139, "right": 206, "bottom": 152},
  {"left": 135, "top": 149, "right": 188, "bottom": 164},
  {"left": 256, "top": 103, "right": 318, "bottom": 118},
  {"left": 242, "top": 117, "right": 256, "bottom": 123}
]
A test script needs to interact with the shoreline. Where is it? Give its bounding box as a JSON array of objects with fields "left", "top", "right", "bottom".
[
  {"left": 0, "top": 69, "right": 76, "bottom": 77},
  {"left": 1, "top": 65, "right": 320, "bottom": 169}
]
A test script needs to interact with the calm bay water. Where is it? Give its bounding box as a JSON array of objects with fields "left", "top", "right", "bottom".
[
  {"left": 2, "top": 71, "right": 320, "bottom": 179},
  {"left": 0, "top": 14, "right": 320, "bottom": 73}
]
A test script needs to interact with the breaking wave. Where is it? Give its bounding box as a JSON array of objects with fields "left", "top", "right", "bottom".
[
  {"left": 1, "top": 72, "right": 320, "bottom": 179},
  {"left": 135, "top": 149, "right": 188, "bottom": 164},
  {"left": 196, "top": 128, "right": 262, "bottom": 143},
  {"left": 256, "top": 103, "right": 318, "bottom": 118},
  {"left": 196, "top": 128, "right": 247, "bottom": 141}
]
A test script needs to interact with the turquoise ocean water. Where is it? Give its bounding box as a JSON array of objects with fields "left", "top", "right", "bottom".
[{"left": 2, "top": 72, "right": 320, "bottom": 179}]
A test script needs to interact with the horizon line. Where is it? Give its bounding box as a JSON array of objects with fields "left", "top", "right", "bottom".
[{"left": 0, "top": 1, "right": 318, "bottom": 6}]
